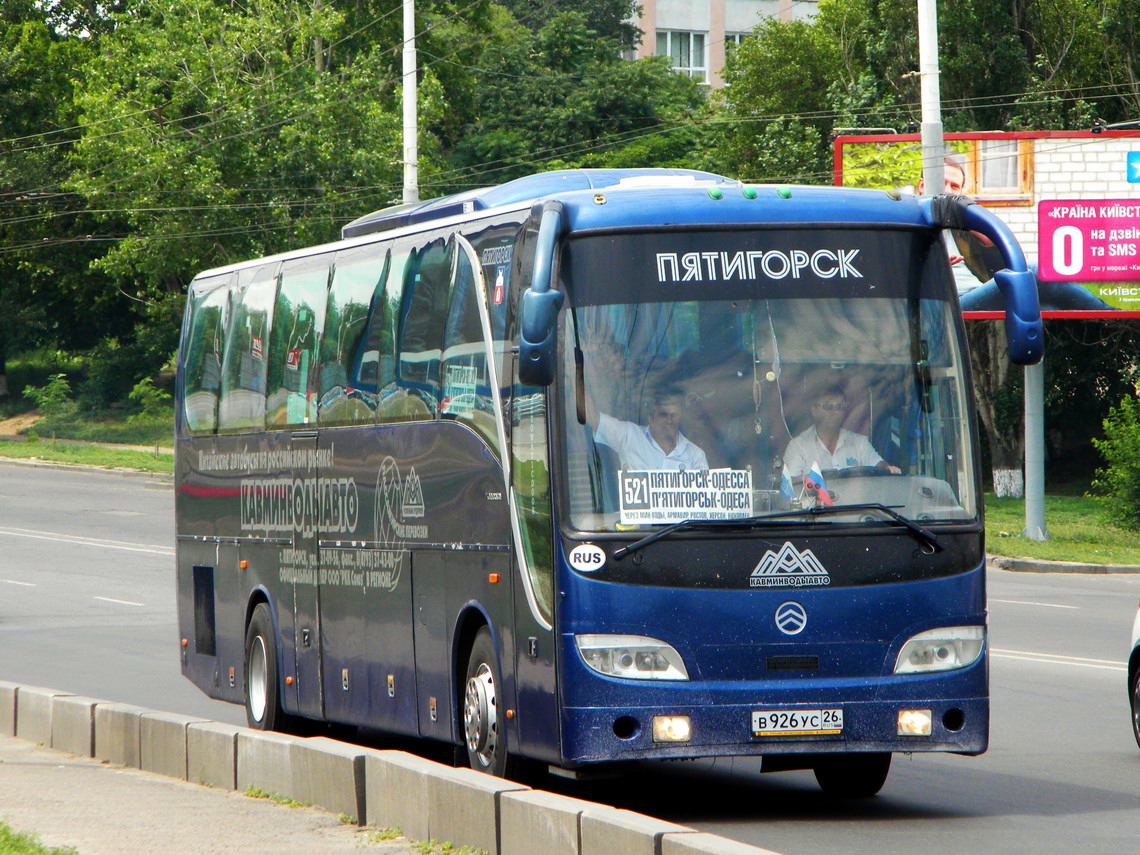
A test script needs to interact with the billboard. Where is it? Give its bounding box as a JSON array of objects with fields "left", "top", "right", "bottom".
[{"left": 833, "top": 130, "right": 1140, "bottom": 319}]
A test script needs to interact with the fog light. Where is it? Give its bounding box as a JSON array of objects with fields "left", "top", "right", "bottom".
[
  {"left": 652, "top": 715, "right": 692, "bottom": 743},
  {"left": 898, "top": 709, "right": 933, "bottom": 736}
]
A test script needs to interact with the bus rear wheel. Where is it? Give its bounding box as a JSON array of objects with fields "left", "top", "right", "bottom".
[
  {"left": 813, "top": 753, "right": 891, "bottom": 798},
  {"left": 245, "top": 603, "right": 285, "bottom": 731},
  {"left": 463, "top": 628, "right": 510, "bottom": 777},
  {"left": 1131, "top": 669, "right": 1140, "bottom": 750}
]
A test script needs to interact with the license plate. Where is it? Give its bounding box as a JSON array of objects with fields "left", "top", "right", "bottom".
[{"left": 752, "top": 708, "right": 843, "bottom": 737}]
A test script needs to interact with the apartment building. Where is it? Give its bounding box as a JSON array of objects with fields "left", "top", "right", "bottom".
[{"left": 635, "top": 0, "right": 819, "bottom": 87}]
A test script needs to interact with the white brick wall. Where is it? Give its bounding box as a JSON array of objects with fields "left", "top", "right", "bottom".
[{"left": 994, "top": 135, "right": 1140, "bottom": 264}]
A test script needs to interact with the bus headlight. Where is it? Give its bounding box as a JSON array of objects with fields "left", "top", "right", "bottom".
[
  {"left": 575, "top": 635, "right": 689, "bottom": 680},
  {"left": 894, "top": 626, "right": 985, "bottom": 674}
]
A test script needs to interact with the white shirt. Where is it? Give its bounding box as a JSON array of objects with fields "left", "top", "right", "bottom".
[
  {"left": 595, "top": 413, "right": 708, "bottom": 471},
  {"left": 782, "top": 426, "right": 882, "bottom": 478}
]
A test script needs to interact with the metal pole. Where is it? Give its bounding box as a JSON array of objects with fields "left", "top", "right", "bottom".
[
  {"left": 402, "top": 0, "right": 418, "bottom": 204},
  {"left": 917, "top": 0, "right": 944, "bottom": 194},
  {"left": 1022, "top": 361, "right": 1049, "bottom": 540}
]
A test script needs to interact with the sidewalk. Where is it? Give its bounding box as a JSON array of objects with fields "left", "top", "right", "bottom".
[{"left": 0, "top": 736, "right": 418, "bottom": 855}]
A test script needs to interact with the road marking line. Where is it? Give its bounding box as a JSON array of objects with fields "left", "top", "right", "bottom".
[
  {"left": 94, "top": 596, "right": 145, "bottom": 607},
  {"left": 2, "top": 580, "right": 35, "bottom": 587},
  {"left": 0, "top": 526, "right": 173, "bottom": 556},
  {"left": 990, "top": 598, "right": 1080, "bottom": 610},
  {"left": 992, "top": 647, "right": 1126, "bottom": 672}
]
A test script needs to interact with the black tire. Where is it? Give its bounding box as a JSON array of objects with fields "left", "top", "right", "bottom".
[
  {"left": 1131, "top": 669, "right": 1140, "bottom": 750},
  {"left": 244, "top": 602, "right": 285, "bottom": 731},
  {"left": 462, "top": 627, "right": 511, "bottom": 777},
  {"left": 813, "top": 753, "right": 892, "bottom": 798}
]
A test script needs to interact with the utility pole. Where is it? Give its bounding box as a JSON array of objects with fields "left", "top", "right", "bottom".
[
  {"left": 402, "top": 0, "right": 418, "bottom": 204},
  {"left": 917, "top": 0, "right": 943, "bottom": 194}
]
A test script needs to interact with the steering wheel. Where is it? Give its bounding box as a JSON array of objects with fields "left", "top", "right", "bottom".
[{"left": 826, "top": 465, "right": 893, "bottom": 479}]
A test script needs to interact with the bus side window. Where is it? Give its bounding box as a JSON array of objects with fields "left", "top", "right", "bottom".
[
  {"left": 393, "top": 237, "right": 452, "bottom": 420},
  {"left": 441, "top": 236, "right": 498, "bottom": 451},
  {"left": 218, "top": 263, "right": 278, "bottom": 431},
  {"left": 266, "top": 255, "right": 331, "bottom": 428},
  {"left": 318, "top": 244, "right": 391, "bottom": 426},
  {"left": 181, "top": 275, "right": 231, "bottom": 434}
]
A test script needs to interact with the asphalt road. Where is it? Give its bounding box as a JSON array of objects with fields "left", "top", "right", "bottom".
[{"left": 1, "top": 460, "right": 1138, "bottom": 854}]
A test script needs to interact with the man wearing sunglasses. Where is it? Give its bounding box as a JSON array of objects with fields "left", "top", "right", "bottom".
[{"left": 782, "top": 384, "right": 901, "bottom": 480}]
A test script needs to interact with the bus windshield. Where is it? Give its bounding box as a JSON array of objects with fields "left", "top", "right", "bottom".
[{"left": 558, "top": 228, "right": 977, "bottom": 532}]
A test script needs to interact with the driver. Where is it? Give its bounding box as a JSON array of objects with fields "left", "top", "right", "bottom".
[{"left": 782, "top": 385, "right": 900, "bottom": 479}]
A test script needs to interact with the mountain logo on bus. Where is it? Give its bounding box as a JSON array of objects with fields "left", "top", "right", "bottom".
[
  {"left": 749, "top": 543, "right": 831, "bottom": 588},
  {"left": 401, "top": 469, "right": 425, "bottom": 519}
]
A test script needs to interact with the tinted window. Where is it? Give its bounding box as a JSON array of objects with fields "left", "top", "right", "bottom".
[
  {"left": 266, "top": 255, "right": 330, "bottom": 427},
  {"left": 318, "top": 244, "right": 390, "bottom": 426},
  {"left": 218, "top": 263, "right": 278, "bottom": 430},
  {"left": 181, "top": 274, "right": 231, "bottom": 433}
]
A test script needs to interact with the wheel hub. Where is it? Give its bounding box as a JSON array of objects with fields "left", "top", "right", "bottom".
[
  {"left": 248, "top": 636, "right": 268, "bottom": 723},
  {"left": 464, "top": 663, "right": 498, "bottom": 767}
]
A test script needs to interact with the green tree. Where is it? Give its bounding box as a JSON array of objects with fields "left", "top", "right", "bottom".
[
  {"left": 64, "top": 0, "right": 464, "bottom": 402},
  {"left": 0, "top": 0, "right": 119, "bottom": 399},
  {"left": 443, "top": 7, "right": 707, "bottom": 189}
]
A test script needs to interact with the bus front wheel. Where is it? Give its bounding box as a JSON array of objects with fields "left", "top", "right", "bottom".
[
  {"left": 813, "top": 753, "right": 891, "bottom": 798},
  {"left": 244, "top": 603, "right": 284, "bottom": 731},
  {"left": 463, "top": 628, "right": 509, "bottom": 777}
]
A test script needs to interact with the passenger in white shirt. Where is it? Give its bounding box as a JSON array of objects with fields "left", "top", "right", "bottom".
[
  {"left": 587, "top": 390, "right": 708, "bottom": 471},
  {"left": 782, "top": 385, "right": 900, "bottom": 479}
]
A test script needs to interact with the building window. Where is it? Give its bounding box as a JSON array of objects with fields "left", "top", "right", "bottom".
[
  {"left": 951, "top": 138, "right": 1034, "bottom": 206},
  {"left": 656, "top": 30, "right": 707, "bottom": 82},
  {"left": 725, "top": 32, "right": 750, "bottom": 52}
]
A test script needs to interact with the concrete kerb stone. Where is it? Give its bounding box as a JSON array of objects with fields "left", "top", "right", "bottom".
[
  {"left": 0, "top": 681, "right": 18, "bottom": 736},
  {"left": 15, "top": 685, "right": 73, "bottom": 747},
  {"left": 426, "top": 765, "right": 530, "bottom": 855},
  {"left": 580, "top": 805, "right": 697, "bottom": 855},
  {"left": 93, "top": 702, "right": 151, "bottom": 767},
  {"left": 235, "top": 729, "right": 306, "bottom": 802},
  {"left": 292, "top": 736, "right": 367, "bottom": 823},
  {"left": 364, "top": 750, "right": 449, "bottom": 841},
  {"left": 661, "top": 833, "right": 784, "bottom": 855},
  {"left": 140, "top": 710, "right": 210, "bottom": 780},
  {"left": 989, "top": 555, "right": 1140, "bottom": 574},
  {"left": 500, "top": 789, "right": 599, "bottom": 855},
  {"left": 187, "top": 720, "right": 249, "bottom": 790},
  {"left": 50, "top": 695, "right": 100, "bottom": 757}
]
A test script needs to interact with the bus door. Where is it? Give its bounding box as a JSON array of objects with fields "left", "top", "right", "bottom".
[
  {"left": 267, "top": 254, "right": 331, "bottom": 720},
  {"left": 509, "top": 376, "right": 560, "bottom": 762}
]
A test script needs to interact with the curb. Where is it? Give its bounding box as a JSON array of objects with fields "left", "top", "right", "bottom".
[
  {"left": 0, "top": 680, "right": 782, "bottom": 855},
  {"left": 0, "top": 455, "right": 173, "bottom": 483},
  {"left": 988, "top": 555, "right": 1140, "bottom": 574}
]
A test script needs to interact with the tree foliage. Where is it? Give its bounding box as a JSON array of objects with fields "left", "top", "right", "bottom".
[{"left": 4, "top": 0, "right": 1140, "bottom": 432}]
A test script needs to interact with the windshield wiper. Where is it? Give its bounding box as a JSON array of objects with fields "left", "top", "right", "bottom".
[
  {"left": 780, "top": 503, "right": 945, "bottom": 553},
  {"left": 612, "top": 503, "right": 943, "bottom": 559}
]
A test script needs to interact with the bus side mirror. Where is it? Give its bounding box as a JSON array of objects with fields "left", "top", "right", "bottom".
[
  {"left": 518, "top": 204, "right": 565, "bottom": 387},
  {"left": 991, "top": 269, "right": 1041, "bottom": 366},
  {"left": 518, "top": 288, "right": 565, "bottom": 386}
]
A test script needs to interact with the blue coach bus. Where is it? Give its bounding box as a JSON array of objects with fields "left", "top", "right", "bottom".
[{"left": 175, "top": 168, "right": 1041, "bottom": 797}]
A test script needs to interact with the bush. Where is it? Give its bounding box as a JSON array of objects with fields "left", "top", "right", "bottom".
[
  {"left": 1092, "top": 395, "right": 1140, "bottom": 528},
  {"left": 22, "top": 373, "right": 77, "bottom": 420},
  {"left": 127, "top": 377, "right": 173, "bottom": 424}
]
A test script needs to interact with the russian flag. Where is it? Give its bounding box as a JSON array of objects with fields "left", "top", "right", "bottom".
[{"left": 804, "top": 462, "right": 832, "bottom": 507}]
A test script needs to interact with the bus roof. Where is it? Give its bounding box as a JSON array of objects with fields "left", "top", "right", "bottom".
[
  {"left": 192, "top": 171, "right": 935, "bottom": 283},
  {"left": 340, "top": 168, "right": 728, "bottom": 239}
]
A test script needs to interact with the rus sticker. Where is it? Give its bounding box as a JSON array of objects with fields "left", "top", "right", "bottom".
[{"left": 567, "top": 543, "right": 606, "bottom": 572}]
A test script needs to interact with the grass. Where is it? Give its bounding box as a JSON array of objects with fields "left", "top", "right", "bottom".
[
  {"left": 0, "top": 439, "right": 172, "bottom": 474},
  {"left": 243, "top": 786, "right": 310, "bottom": 808},
  {"left": 0, "top": 822, "right": 77, "bottom": 855},
  {"left": 985, "top": 492, "right": 1140, "bottom": 565}
]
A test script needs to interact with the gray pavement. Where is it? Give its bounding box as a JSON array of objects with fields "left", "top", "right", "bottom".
[{"left": 0, "top": 736, "right": 419, "bottom": 855}]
